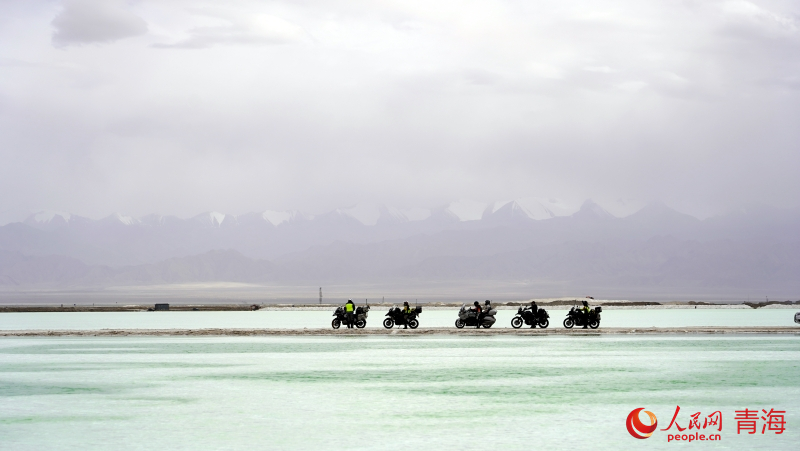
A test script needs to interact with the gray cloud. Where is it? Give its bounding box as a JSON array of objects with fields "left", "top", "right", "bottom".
[
  {"left": 52, "top": 0, "right": 148, "bottom": 47},
  {"left": 0, "top": 0, "right": 798, "bottom": 222}
]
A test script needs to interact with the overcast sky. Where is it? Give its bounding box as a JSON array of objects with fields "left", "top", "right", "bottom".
[{"left": 0, "top": 0, "right": 798, "bottom": 222}]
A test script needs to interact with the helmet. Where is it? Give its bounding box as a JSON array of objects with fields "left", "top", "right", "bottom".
[
  {"left": 474, "top": 301, "right": 480, "bottom": 307},
  {"left": 485, "top": 300, "right": 491, "bottom": 304},
  {"left": 403, "top": 301, "right": 409, "bottom": 306}
]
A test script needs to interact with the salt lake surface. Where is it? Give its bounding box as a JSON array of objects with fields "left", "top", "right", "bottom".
[
  {"left": 0, "top": 308, "right": 798, "bottom": 330},
  {"left": 0, "top": 335, "right": 798, "bottom": 450}
]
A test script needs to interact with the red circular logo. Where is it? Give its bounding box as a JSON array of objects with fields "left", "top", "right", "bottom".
[{"left": 627, "top": 408, "right": 658, "bottom": 439}]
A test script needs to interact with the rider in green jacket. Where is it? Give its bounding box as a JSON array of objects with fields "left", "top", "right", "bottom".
[{"left": 345, "top": 300, "right": 355, "bottom": 328}]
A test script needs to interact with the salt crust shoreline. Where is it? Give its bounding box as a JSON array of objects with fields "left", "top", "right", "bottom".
[{"left": 1, "top": 327, "right": 798, "bottom": 337}]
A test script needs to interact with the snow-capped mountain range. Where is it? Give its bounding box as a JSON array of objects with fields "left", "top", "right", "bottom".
[
  {"left": 20, "top": 198, "right": 642, "bottom": 230},
  {"left": 2, "top": 199, "right": 799, "bottom": 295}
]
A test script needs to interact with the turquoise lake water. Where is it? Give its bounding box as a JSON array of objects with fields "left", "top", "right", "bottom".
[
  {"left": 0, "top": 308, "right": 798, "bottom": 330},
  {"left": 0, "top": 335, "right": 798, "bottom": 450}
]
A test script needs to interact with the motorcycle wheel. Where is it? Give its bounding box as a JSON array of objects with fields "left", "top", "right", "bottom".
[
  {"left": 455, "top": 319, "right": 465, "bottom": 329},
  {"left": 510, "top": 316, "right": 523, "bottom": 329},
  {"left": 483, "top": 323, "right": 492, "bottom": 328},
  {"left": 563, "top": 318, "right": 574, "bottom": 329},
  {"left": 409, "top": 319, "right": 419, "bottom": 329},
  {"left": 539, "top": 319, "right": 549, "bottom": 329},
  {"left": 383, "top": 318, "right": 394, "bottom": 329},
  {"left": 589, "top": 320, "right": 599, "bottom": 329},
  {"left": 356, "top": 319, "right": 366, "bottom": 329},
  {"left": 332, "top": 319, "right": 341, "bottom": 329}
]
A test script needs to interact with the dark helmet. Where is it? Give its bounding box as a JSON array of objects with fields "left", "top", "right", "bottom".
[
  {"left": 582, "top": 300, "right": 589, "bottom": 307},
  {"left": 403, "top": 301, "right": 409, "bottom": 306},
  {"left": 474, "top": 301, "right": 480, "bottom": 307},
  {"left": 485, "top": 300, "right": 491, "bottom": 304}
]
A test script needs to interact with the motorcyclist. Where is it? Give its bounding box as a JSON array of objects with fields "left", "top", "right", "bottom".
[
  {"left": 345, "top": 300, "right": 355, "bottom": 328},
  {"left": 480, "top": 300, "right": 493, "bottom": 321},
  {"left": 470, "top": 301, "right": 482, "bottom": 319},
  {"left": 580, "top": 300, "right": 590, "bottom": 329},
  {"left": 401, "top": 301, "right": 413, "bottom": 329},
  {"left": 527, "top": 301, "right": 538, "bottom": 322}
]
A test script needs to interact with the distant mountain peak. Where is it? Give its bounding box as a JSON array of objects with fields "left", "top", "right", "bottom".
[
  {"left": 103, "top": 213, "right": 139, "bottom": 225},
  {"left": 26, "top": 211, "right": 71, "bottom": 224},
  {"left": 193, "top": 211, "right": 228, "bottom": 228},
  {"left": 572, "top": 200, "right": 614, "bottom": 219},
  {"left": 428, "top": 205, "right": 461, "bottom": 223},
  {"left": 261, "top": 210, "right": 299, "bottom": 226},
  {"left": 335, "top": 204, "right": 383, "bottom": 226},
  {"left": 376, "top": 205, "right": 408, "bottom": 225},
  {"left": 23, "top": 211, "right": 74, "bottom": 230},
  {"left": 483, "top": 199, "right": 559, "bottom": 221}
]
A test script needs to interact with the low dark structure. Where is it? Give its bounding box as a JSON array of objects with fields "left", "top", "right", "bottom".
[{"left": 154, "top": 303, "right": 170, "bottom": 311}]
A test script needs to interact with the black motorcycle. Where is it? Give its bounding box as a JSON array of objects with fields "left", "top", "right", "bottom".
[
  {"left": 455, "top": 304, "right": 497, "bottom": 329},
  {"left": 563, "top": 305, "right": 601, "bottom": 329},
  {"left": 383, "top": 306, "right": 422, "bottom": 329},
  {"left": 332, "top": 305, "right": 369, "bottom": 329},
  {"left": 511, "top": 306, "right": 549, "bottom": 328}
]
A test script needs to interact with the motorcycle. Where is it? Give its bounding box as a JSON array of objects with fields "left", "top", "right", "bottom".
[
  {"left": 383, "top": 306, "right": 422, "bottom": 329},
  {"left": 794, "top": 311, "right": 800, "bottom": 324},
  {"left": 511, "top": 306, "right": 549, "bottom": 329},
  {"left": 332, "top": 305, "right": 370, "bottom": 329},
  {"left": 455, "top": 304, "right": 497, "bottom": 329},
  {"left": 563, "top": 305, "right": 601, "bottom": 329}
]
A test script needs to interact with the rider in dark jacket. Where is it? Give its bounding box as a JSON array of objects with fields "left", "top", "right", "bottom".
[
  {"left": 528, "top": 301, "right": 538, "bottom": 322},
  {"left": 470, "top": 301, "right": 482, "bottom": 318}
]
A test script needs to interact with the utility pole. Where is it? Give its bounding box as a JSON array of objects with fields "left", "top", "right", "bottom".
[{"left": 319, "top": 287, "right": 322, "bottom": 305}]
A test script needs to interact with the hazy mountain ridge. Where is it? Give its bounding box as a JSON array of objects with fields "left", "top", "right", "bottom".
[
  {"left": 9, "top": 200, "right": 793, "bottom": 267},
  {"left": 1, "top": 201, "right": 798, "bottom": 295}
]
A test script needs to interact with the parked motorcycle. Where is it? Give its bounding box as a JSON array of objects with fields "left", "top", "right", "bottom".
[
  {"left": 383, "top": 306, "right": 422, "bottom": 329},
  {"left": 511, "top": 305, "right": 549, "bottom": 328},
  {"left": 563, "top": 304, "right": 601, "bottom": 329},
  {"left": 794, "top": 311, "right": 800, "bottom": 324},
  {"left": 455, "top": 304, "right": 497, "bottom": 329},
  {"left": 332, "top": 305, "right": 370, "bottom": 329}
]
